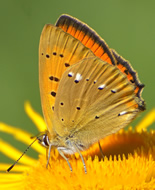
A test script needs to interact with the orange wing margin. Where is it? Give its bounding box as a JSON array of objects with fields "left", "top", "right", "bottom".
[
  {"left": 112, "top": 49, "right": 145, "bottom": 111},
  {"left": 56, "top": 14, "right": 116, "bottom": 66}
]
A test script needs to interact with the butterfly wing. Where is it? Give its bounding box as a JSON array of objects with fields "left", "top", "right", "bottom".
[
  {"left": 53, "top": 57, "right": 145, "bottom": 148},
  {"left": 39, "top": 24, "right": 95, "bottom": 133},
  {"left": 56, "top": 15, "right": 145, "bottom": 101}
]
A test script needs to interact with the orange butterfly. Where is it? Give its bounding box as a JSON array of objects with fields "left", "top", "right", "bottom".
[{"left": 38, "top": 14, "right": 145, "bottom": 173}]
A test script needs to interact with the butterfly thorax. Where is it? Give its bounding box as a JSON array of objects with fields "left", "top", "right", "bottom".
[{"left": 40, "top": 130, "right": 86, "bottom": 155}]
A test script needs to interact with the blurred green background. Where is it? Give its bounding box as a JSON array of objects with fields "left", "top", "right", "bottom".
[{"left": 0, "top": 0, "right": 154, "bottom": 163}]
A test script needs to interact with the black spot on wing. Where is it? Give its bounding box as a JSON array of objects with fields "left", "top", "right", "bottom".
[
  {"left": 51, "top": 91, "right": 56, "bottom": 97},
  {"left": 60, "top": 102, "right": 64, "bottom": 106},
  {"left": 60, "top": 54, "right": 64, "bottom": 58},
  {"left": 65, "top": 63, "right": 70, "bottom": 67},
  {"left": 46, "top": 54, "right": 50, "bottom": 58},
  {"left": 49, "top": 76, "right": 60, "bottom": 82},
  {"left": 95, "top": 116, "right": 99, "bottom": 119}
]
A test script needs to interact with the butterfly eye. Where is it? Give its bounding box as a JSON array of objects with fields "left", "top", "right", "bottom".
[
  {"left": 76, "top": 107, "right": 80, "bottom": 110},
  {"left": 41, "top": 134, "right": 50, "bottom": 147}
]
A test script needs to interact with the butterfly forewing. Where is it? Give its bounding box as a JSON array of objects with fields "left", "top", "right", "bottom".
[
  {"left": 39, "top": 24, "right": 95, "bottom": 132},
  {"left": 53, "top": 57, "right": 142, "bottom": 148}
]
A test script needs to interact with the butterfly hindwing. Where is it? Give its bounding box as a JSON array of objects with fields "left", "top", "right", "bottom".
[{"left": 53, "top": 57, "right": 142, "bottom": 147}]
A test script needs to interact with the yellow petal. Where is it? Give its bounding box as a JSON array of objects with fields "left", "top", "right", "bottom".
[
  {"left": 0, "top": 164, "right": 30, "bottom": 172},
  {"left": 0, "top": 173, "right": 24, "bottom": 190},
  {"left": 136, "top": 109, "right": 155, "bottom": 132},
  {"left": 24, "top": 101, "right": 46, "bottom": 132},
  {"left": 0, "top": 123, "right": 45, "bottom": 154},
  {"left": 0, "top": 139, "right": 36, "bottom": 166}
]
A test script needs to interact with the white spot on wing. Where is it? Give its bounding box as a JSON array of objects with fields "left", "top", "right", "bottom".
[
  {"left": 75, "top": 73, "right": 82, "bottom": 81},
  {"left": 98, "top": 84, "right": 105, "bottom": 90},
  {"left": 111, "top": 89, "right": 117, "bottom": 93},
  {"left": 68, "top": 72, "right": 74, "bottom": 77},
  {"left": 118, "top": 111, "right": 127, "bottom": 116}
]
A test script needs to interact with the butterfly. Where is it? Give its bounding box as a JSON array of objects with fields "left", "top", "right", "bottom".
[{"left": 39, "top": 14, "right": 145, "bottom": 173}]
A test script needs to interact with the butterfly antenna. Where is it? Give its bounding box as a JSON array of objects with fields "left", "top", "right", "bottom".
[
  {"left": 30, "top": 131, "right": 46, "bottom": 139},
  {"left": 7, "top": 137, "right": 39, "bottom": 172}
]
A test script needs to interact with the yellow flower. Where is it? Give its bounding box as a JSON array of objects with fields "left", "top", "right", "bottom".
[{"left": 0, "top": 102, "right": 155, "bottom": 190}]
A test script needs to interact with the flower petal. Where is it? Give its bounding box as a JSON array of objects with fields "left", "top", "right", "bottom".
[
  {"left": 136, "top": 109, "right": 155, "bottom": 132},
  {"left": 0, "top": 139, "right": 36, "bottom": 166},
  {"left": 0, "top": 123, "right": 45, "bottom": 155},
  {"left": 0, "top": 164, "right": 30, "bottom": 172},
  {"left": 24, "top": 101, "right": 46, "bottom": 132},
  {"left": 0, "top": 173, "right": 24, "bottom": 190}
]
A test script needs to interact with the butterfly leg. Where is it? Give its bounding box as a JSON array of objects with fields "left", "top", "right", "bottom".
[
  {"left": 58, "top": 149, "right": 73, "bottom": 172},
  {"left": 74, "top": 144, "right": 87, "bottom": 174},
  {"left": 98, "top": 141, "right": 104, "bottom": 159},
  {"left": 46, "top": 144, "right": 52, "bottom": 168}
]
